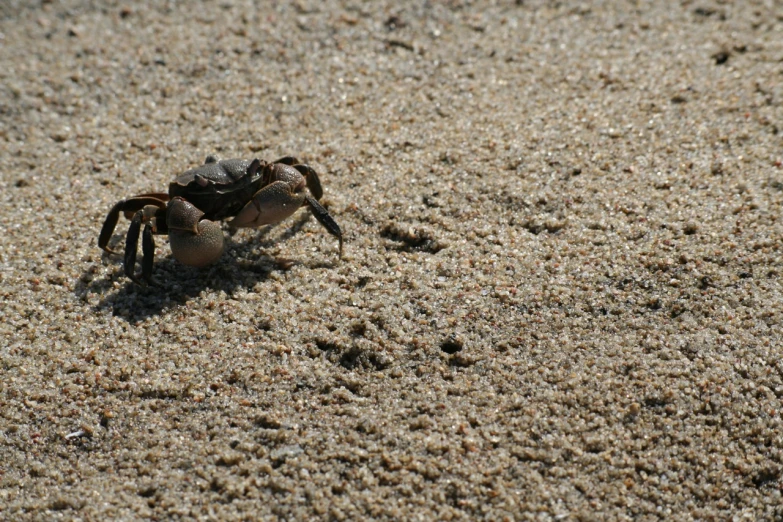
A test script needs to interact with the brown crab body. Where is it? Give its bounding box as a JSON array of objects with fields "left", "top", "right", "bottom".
[{"left": 98, "top": 155, "right": 342, "bottom": 283}]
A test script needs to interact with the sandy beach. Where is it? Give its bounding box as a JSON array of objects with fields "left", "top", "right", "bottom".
[{"left": 1, "top": 1, "right": 782, "bottom": 519}]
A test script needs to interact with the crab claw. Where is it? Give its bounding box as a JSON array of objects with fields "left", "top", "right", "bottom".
[
  {"left": 228, "top": 163, "right": 343, "bottom": 257},
  {"left": 167, "top": 198, "right": 224, "bottom": 267},
  {"left": 228, "top": 180, "right": 305, "bottom": 229}
]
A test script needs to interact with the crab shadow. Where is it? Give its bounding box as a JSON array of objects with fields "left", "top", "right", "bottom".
[{"left": 76, "top": 214, "right": 337, "bottom": 322}]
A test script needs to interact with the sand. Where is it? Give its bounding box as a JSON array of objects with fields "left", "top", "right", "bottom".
[{"left": 1, "top": 0, "right": 782, "bottom": 519}]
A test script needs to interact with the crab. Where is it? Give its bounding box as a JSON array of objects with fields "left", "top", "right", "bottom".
[{"left": 98, "top": 155, "right": 343, "bottom": 283}]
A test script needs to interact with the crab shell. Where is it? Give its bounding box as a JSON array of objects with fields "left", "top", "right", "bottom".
[{"left": 169, "top": 157, "right": 261, "bottom": 221}]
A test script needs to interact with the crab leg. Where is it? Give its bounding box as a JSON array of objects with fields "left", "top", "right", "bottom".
[
  {"left": 272, "top": 156, "right": 300, "bottom": 166},
  {"left": 269, "top": 157, "right": 324, "bottom": 201},
  {"left": 99, "top": 194, "right": 169, "bottom": 254},
  {"left": 124, "top": 205, "right": 166, "bottom": 284},
  {"left": 141, "top": 223, "right": 156, "bottom": 282},
  {"left": 294, "top": 165, "right": 324, "bottom": 201},
  {"left": 124, "top": 211, "right": 143, "bottom": 282},
  {"left": 272, "top": 157, "right": 324, "bottom": 201},
  {"left": 305, "top": 195, "right": 343, "bottom": 257}
]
